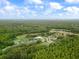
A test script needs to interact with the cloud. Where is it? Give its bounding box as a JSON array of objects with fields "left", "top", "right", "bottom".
[
  {"left": 0, "top": 9, "right": 5, "bottom": 15},
  {"left": 65, "top": 0, "right": 79, "bottom": 3},
  {"left": 0, "top": 0, "right": 10, "bottom": 6},
  {"left": 0, "top": 0, "right": 16, "bottom": 11},
  {"left": 0, "top": 0, "right": 29, "bottom": 16},
  {"left": 43, "top": 9, "right": 53, "bottom": 16},
  {"left": 0, "top": 0, "right": 64, "bottom": 19},
  {"left": 35, "top": 5, "right": 44, "bottom": 9},
  {"left": 49, "top": 2, "right": 63, "bottom": 10},
  {"left": 4, "top": 5, "right": 16, "bottom": 11},
  {"left": 0, "top": 0, "right": 14, "bottom": 15},
  {"left": 0, "top": 0, "right": 79, "bottom": 19},
  {"left": 32, "top": 0, "right": 43, "bottom": 4},
  {"left": 64, "top": 6, "right": 79, "bottom": 16},
  {"left": 0, "top": 0, "right": 37, "bottom": 18},
  {"left": 25, "top": 0, "right": 43, "bottom": 4},
  {"left": 23, "top": 7, "right": 30, "bottom": 13},
  {"left": 64, "top": 6, "right": 79, "bottom": 13},
  {"left": 0, "top": 0, "right": 20, "bottom": 16}
]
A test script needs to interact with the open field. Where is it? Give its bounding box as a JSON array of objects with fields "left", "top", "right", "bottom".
[{"left": 0, "top": 20, "right": 79, "bottom": 59}]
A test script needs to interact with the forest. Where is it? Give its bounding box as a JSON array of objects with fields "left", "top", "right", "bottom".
[{"left": 0, "top": 20, "right": 79, "bottom": 59}]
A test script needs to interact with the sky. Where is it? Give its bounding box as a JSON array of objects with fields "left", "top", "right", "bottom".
[{"left": 0, "top": 0, "right": 79, "bottom": 19}]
